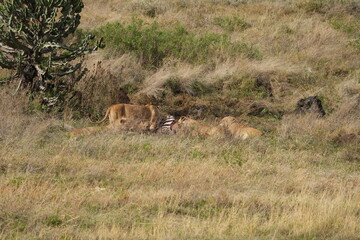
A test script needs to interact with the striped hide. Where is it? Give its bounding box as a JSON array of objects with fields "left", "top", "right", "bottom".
[{"left": 158, "top": 115, "right": 176, "bottom": 134}]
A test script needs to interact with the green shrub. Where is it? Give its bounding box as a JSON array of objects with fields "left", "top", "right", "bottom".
[
  {"left": 95, "top": 18, "right": 261, "bottom": 67},
  {"left": 214, "top": 16, "right": 251, "bottom": 32},
  {"left": 227, "top": 77, "right": 268, "bottom": 98}
]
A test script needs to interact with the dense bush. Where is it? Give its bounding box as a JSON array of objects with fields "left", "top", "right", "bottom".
[{"left": 95, "top": 18, "right": 261, "bottom": 67}]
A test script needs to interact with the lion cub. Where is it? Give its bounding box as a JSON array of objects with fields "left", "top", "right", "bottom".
[
  {"left": 219, "top": 116, "right": 263, "bottom": 140},
  {"left": 69, "top": 126, "right": 106, "bottom": 137}
]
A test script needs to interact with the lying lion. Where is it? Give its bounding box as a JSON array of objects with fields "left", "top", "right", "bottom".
[
  {"left": 69, "top": 126, "right": 106, "bottom": 137},
  {"left": 173, "top": 116, "right": 224, "bottom": 138},
  {"left": 92, "top": 104, "right": 160, "bottom": 132},
  {"left": 219, "top": 116, "right": 263, "bottom": 140}
]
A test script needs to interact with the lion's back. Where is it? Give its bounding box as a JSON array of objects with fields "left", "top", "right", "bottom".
[{"left": 231, "top": 124, "right": 263, "bottom": 139}]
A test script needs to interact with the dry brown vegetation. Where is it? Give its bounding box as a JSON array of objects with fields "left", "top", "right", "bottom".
[{"left": 1, "top": 0, "right": 360, "bottom": 239}]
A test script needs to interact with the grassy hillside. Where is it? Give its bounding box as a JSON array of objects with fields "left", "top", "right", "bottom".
[
  {"left": 75, "top": 0, "right": 360, "bottom": 121},
  {"left": 1, "top": 0, "right": 360, "bottom": 239}
]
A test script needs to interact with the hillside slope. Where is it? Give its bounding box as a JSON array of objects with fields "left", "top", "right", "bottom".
[{"left": 78, "top": 0, "right": 360, "bottom": 119}]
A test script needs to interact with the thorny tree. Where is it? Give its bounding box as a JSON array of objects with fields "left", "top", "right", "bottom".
[{"left": 0, "top": 0, "right": 102, "bottom": 107}]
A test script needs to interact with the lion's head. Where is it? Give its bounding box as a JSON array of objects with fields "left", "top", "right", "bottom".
[{"left": 219, "top": 116, "right": 237, "bottom": 128}]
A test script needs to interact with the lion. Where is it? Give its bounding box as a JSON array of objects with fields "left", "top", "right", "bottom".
[
  {"left": 69, "top": 126, "right": 106, "bottom": 137},
  {"left": 173, "top": 116, "right": 224, "bottom": 138},
  {"left": 108, "top": 118, "right": 151, "bottom": 133},
  {"left": 92, "top": 104, "right": 160, "bottom": 132},
  {"left": 219, "top": 116, "right": 263, "bottom": 140}
]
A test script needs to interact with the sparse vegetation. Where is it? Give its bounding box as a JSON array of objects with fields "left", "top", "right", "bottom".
[{"left": 1, "top": 0, "right": 360, "bottom": 239}]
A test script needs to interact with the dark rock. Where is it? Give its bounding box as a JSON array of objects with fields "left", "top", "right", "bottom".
[{"left": 295, "top": 96, "right": 325, "bottom": 117}]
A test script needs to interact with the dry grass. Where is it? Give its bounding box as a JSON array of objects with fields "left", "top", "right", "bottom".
[
  {"left": 1, "top": 0, "right": 360, "bottom": 239},
  {"left": 1, "top": 85, "right": 360, "bottom": 239}
]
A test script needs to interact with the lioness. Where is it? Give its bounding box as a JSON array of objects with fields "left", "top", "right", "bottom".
[
  {"left": 92, "top": 104, "right": 160, "bottom": 132},
  {"left": 69, "top": 126, "right": 106, "bottom": 137},
  {"left": 219, "top": 116, "right": 263, "bottom": 140},
  {"left": 108, "top": 118, "right": 151, "bottom": 133},
  {"left": 174, "top": 116, "right": 224, "bottom": 138}
]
